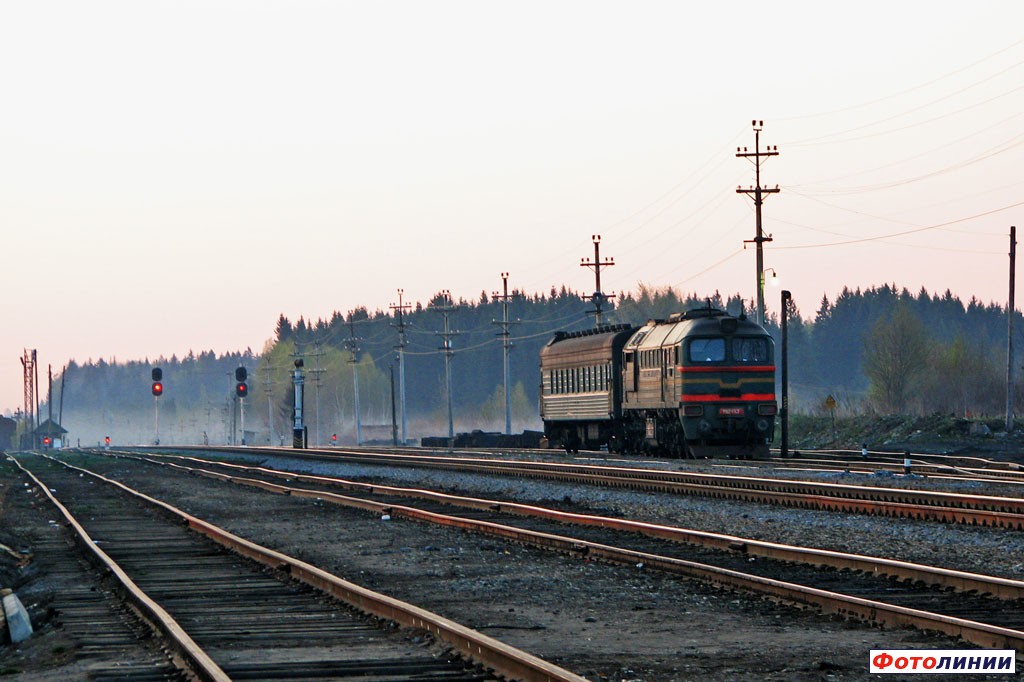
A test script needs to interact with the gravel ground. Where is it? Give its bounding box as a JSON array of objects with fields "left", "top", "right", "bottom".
[
  {"left": 8, "top": 450, "right": 1006, "bottom": 681},
  {"left": 246, "top": 452, "right": 1024, "bottom": 582}
]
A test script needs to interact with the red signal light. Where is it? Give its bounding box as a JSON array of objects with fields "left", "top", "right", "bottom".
[
  {"left": 105, "top": 436, "right": 111, "bottom": 445},
  {"left": 331, "top": 433, "right": 337, "bottom": 443},
  {"left": 43, "top": 436, "right": 51, "bottom": 445},
  {"left": 152, "top": 381, "right": 163, "bottom": 396},
  {"left": 235, "top": 382, "right": 248, "bottom": 398}
]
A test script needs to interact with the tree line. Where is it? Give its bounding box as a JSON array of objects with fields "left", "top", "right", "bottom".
[{"left": 34, "top": 283, "right": 1016, "bottom": 445}]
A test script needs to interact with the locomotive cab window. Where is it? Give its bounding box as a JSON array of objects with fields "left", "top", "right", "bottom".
[
  {"left": 733, "top": 337, "right": 770, "bottom": 363},
  {"left": 687, "top": 337, "right": 726, "bottom": 363}
]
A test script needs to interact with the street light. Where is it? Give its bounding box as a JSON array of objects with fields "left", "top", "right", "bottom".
[{"left": 780, "top": 289, "right": 791, "bottom": 457}]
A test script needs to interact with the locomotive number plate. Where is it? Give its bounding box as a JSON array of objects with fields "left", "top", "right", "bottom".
[{"left": 718, "top": 407, "right": 744, "bottom": 416}]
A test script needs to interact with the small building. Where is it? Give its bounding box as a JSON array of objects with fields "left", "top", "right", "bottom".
[
  {"left": 0, "top": 416, "right": 15, "bottom": 450},
  {"left": 33, "top": 419, "right": 68, "bottom": 449}
]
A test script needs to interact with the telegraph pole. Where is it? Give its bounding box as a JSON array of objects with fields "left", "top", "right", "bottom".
[
  {"left": 580, "top": 235, "right": 616, "bottom": 327},
  {"left": 1008, "top": 225, "right": 1017, "bottom": 433},
  {"left": 390, "top": 289, "right": 412, "bottom": 445},
  {"left": 346, "top": 318, "right": 363, "bottom": 445},
  {"left": 433, "top": 290, "right": 459, "bottom": 448},
  {"left": 389, "top": 365, "right": 398, "bottom": 445},
  {"left": 492, "top": 272, "right": 519, "bottom": 435},
  {"left": 736, "top": 120, "right": 780, "bottom": 328},
  {"left": 262, "top": 360, "right": 274, "bottom": 445}
]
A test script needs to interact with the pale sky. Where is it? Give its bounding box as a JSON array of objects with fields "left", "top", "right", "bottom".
[{"left": 3, "top": 1, "right": 1022, "bottom": 414}]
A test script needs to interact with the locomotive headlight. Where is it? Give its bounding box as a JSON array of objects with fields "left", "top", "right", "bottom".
[
  {"left": 683, "top": 405, "right": 703, "bottom": 417},
  {"left": 699, "top": 419, "right": 712, "bottom": 433},
  {"left": 756, "top": 418, "right": 770, "bottom": 432},
  {"left": 758, "top": 403, "right": 777, "bottom": 416}
]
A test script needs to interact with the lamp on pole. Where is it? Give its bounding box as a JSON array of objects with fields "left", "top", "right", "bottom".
[{"left": 780, "top": 289, "right": 791, "bottom": 457}]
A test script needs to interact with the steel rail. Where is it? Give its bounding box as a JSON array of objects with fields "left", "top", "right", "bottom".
[
  {"left": 27, "top": 453, "right": 587, "bottom": 682},
  {"left": 113, "top": 450, "right": 1024, "bottom": 600},
  {"left": 101, "top": 452, "right": 1024, "bottom": 651},
  {"left": 6, "top": 455, "right": 231, "bottom": 682},
  {"left": 150, "top": 444, "right": 1024, "bottom": 529},
  {"left": 761, "top": 457, "right": 1024, "bottom": 487}
]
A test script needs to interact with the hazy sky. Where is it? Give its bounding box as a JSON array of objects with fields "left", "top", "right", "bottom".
[{"left": 3, "top": 1, "right": 1022, "bottom": 414}]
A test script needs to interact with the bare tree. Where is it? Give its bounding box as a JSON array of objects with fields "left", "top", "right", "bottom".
[{"left": 863, "top": 306, "right": 932, "bottom": 414}]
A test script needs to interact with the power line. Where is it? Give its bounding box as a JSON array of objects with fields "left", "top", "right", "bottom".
[
  {"left": 775, "top": 37, "right": 1024, "bottom": 124},
  {"left": 775, "top": 199, "right": 1024, "bottom": 250}
]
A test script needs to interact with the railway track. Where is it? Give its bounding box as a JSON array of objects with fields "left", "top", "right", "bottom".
[
  {"left": 79, "top": 448, "right": 1024, "bottom": 651},
  {"left": 1, "top": 504, "right": 189, "bottom": 681},
  {"left": 149, "top": 444, "right": 1024, "bottom": 530},
  {"left": 7, "top": 453, "right": 586, "bottom": 682},
  {"left": 765, "top": 449, "right": 1024, "bottom": 486}
]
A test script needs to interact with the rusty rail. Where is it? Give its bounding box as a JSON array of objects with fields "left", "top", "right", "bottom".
[
  {"left": 20, "top": 453, "right": 586, "bottom": 682},
  {"left": 117, "top": 450, "right": 1024, "bottom": 601},
  {"left": 7, "top": 455, "right": 231, "bottom": 682},
  {"left": 92, "top": 450, "right": 1024, "bottom": 650},
  {"left": 143, "top": 445, "right": 1024, "bottom": 529}
]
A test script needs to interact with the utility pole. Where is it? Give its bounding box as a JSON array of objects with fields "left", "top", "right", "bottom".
[
  {"left": 47, "top": 365, "right": 53, "bottom": 439},
  {"left": 580, "top": 235, "right": 616, "bottom": 327},
  {"left": 1008, "top": 225, "right": 1017, "bottom": 433},
  {"left": 736, "top": 120, "right": 780, "bottom": 328},
  {"left": 34, "top": 352, "right": 40, "bottom": 434},
  {"left": 389, "top": 365, "right": 398, "bottom": 446},
  {"left": 433, "top": 290, "right": 459, "bottom": 448},
  {"left": 58, "top": 365, "right": 66, "bottom": 429},
  {"left": 346, "top": 318, "right": 363, "bottom": 445},
  {"left": 262, "top": 360, "right": 274, "bottom": 445},
  {"left": 390, "top": 289, "right": 412, "bottom": 445},
  {"left": 492, "top": 272, "right": 519, "bottom": 435},
  {"left": 226, "top": 371, "right": 235, "bottom": 444}
]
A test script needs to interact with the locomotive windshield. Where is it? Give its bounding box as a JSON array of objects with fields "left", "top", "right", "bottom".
[
  {"left": 732, "top": 337, "right": 769, "bottom": 363},
  {"left": 687, "top": 338, "right": 726, "bottom": 362},
  {"left": 687, "top": 336, "right": 770, "bottom": 363}
]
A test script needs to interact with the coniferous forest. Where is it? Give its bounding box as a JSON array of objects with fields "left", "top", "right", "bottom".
[{"left": 26, "top": 284, "right": 1017, "bottom": 447}]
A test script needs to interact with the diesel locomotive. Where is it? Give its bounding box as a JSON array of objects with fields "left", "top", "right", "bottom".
[{"left": 539, "top": 305, "right": 777, "bottom": 458}]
